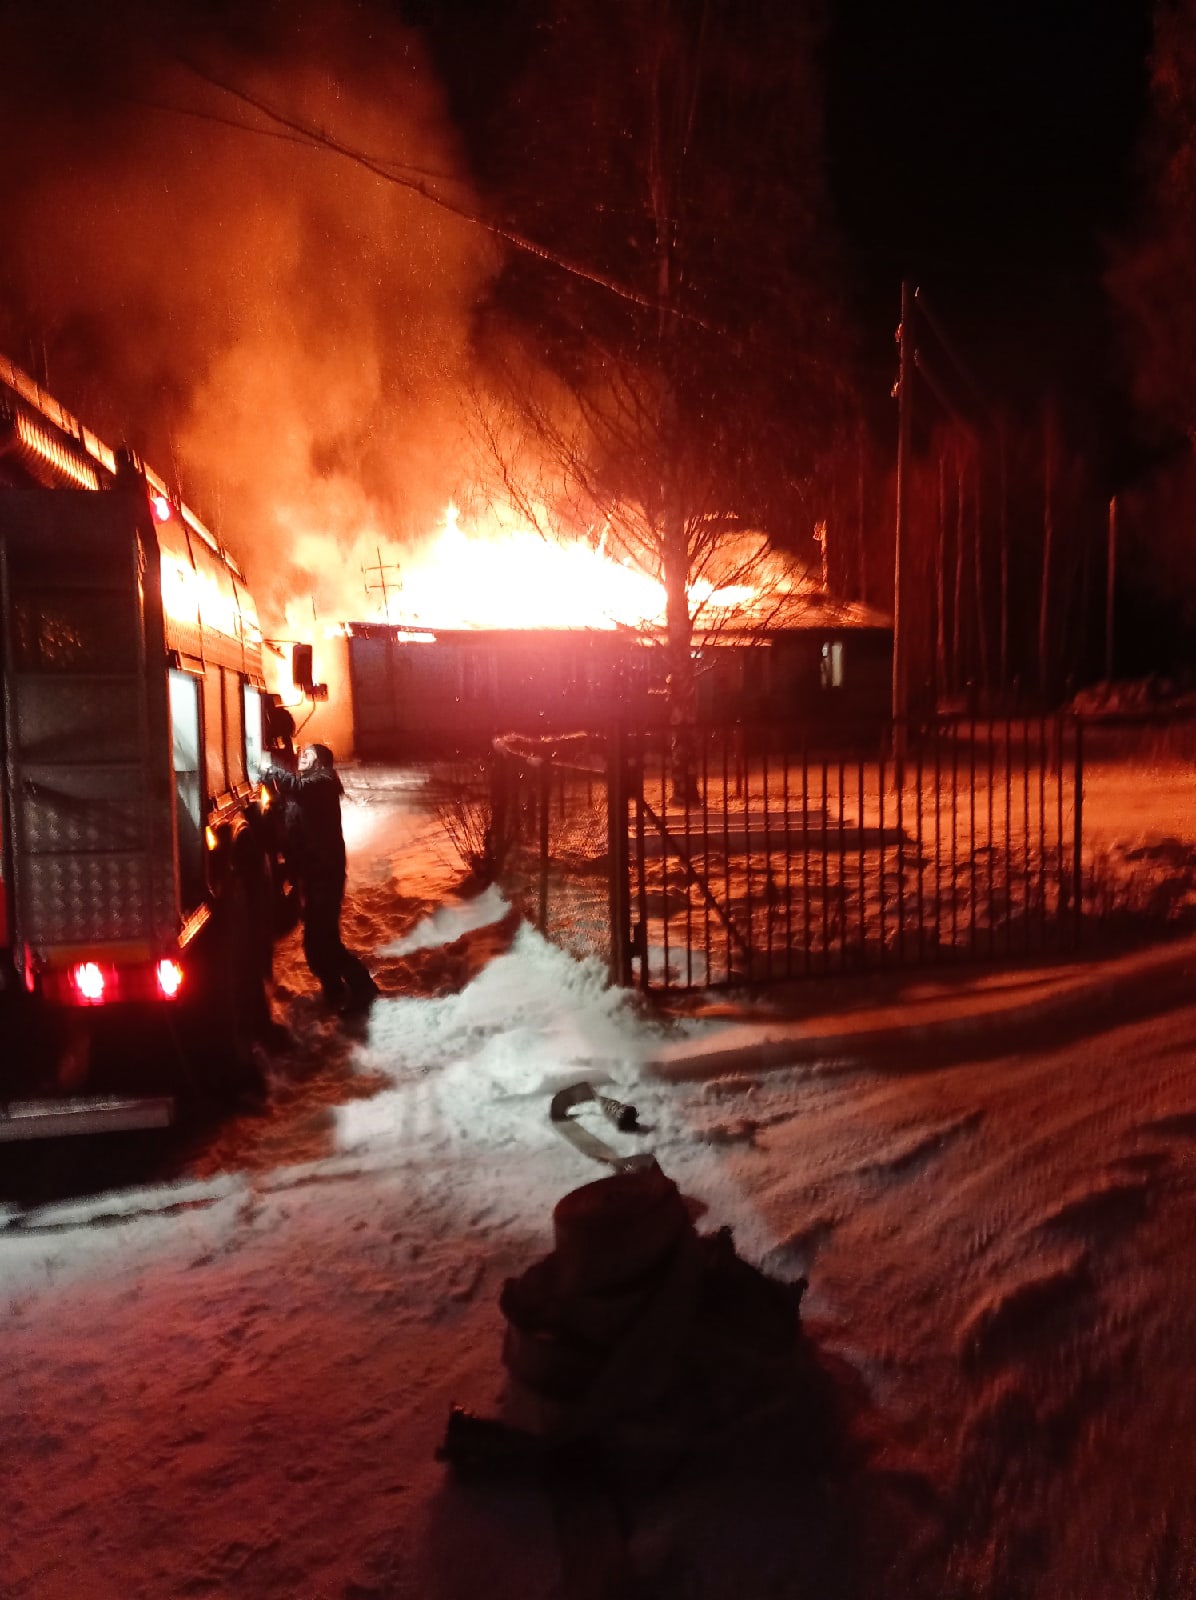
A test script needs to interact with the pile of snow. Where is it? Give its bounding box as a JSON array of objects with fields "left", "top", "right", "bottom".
[
  {"left": 382, "top": 883, "right": 510, "bottom": 955},
  {"left": 343, "top": 917, "right": 699, "bottom": 1148},
  {"left": 1069, "top": 675, "right": 1196, "bottom": 717}
]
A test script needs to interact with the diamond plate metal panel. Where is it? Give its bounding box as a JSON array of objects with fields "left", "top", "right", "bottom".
[
  {"left": 1, "top": 492, "right": 189, "bottom": 955},
  {"left": 18, "top": 769, "right": 146, "bottom": 855},
  {"left": 22, "top": 853, "right": 153, "bottom": 945},
  {"left": 14, "top": 678, "right": 144, "bottom": 764}
]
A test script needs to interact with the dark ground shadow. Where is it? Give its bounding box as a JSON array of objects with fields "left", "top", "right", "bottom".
[{"left": 416, "top": 1334, "right": 945, "bottom": 1600}]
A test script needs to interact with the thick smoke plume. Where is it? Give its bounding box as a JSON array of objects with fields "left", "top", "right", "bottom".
[{"left": 0, "top": 1, "right": 498, "bottom": 632}]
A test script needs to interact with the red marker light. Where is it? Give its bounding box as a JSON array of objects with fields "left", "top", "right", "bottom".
[
  {"left": 72, "top": 962, "right": 106, "bottom": 1003},
  {"left": 156, "top": 958, "right": 184, "bottom": 998},
  {"left": 150, "top": 493, "right": 171, "bottom": 523}
]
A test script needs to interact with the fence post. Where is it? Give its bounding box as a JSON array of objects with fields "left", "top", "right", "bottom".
[
  {"left": 537, "top": 759, "right": 550, "bottom": 936},
  {"left": 489, "top": 746, "right": 510, "bottom": 879},
  {"left": 607, "top": 719, "right": 634, "bottom": 986}
]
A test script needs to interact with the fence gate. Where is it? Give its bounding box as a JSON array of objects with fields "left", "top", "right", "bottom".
[
  {"left": 620, "top": 716, "right": 1084, "bottom": 994},
  {"left": 490, "top": 733, "right": 617, "bottom": 973}
]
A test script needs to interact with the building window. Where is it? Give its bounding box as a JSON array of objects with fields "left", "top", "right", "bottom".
[
  {"left": 243, "top": 685, "right": 264, "bottom": 783},
  {"left": 820, "top": 641, "right": 844, "bottom": 689},
  {"left": 169, "top": 669, "right": 205, "bottom": 910}
]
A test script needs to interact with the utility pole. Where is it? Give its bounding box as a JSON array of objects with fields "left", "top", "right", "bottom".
[
  {"left": 857, "top": 422, "right": 868, "bottom": 604},
  {"left": 953, "top": 450, "right": 964, "bottom": 694},
  {"left": 363, "top": 547, "right": 402, "bottom": 623},
  {"left": 815, "top": 519, "right": 829, "bottom": 592},
  {"left": 972, "top": 443, "right": 989, "bottom": 693},
  {"left": 1105, "top": 495, "right": 1117, "bottom": 683},
  {"left": 935, "top": 452, "right": 947, "bottom": 702},
  {"left": 999, "top": 416, "right": 1008, "bottom": 694},
  {"left": 892, "top": 279, "right": 913, "bottom": 775}
]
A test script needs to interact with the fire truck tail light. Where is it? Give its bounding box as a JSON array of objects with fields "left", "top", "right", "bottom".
[
  {"left": 41, "top": 957, "right": 188, "bottom": 1005},
  {"left": 72, "top": 962, "right": 107, "bottom": 1003},
  {"left": 156, "top": 959, "right": 184, "bottom": 998}
]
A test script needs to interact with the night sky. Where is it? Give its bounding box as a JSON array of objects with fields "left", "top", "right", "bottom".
[
  {"left": 412, "top": 0, "right": 1157, "bottom": 449},
  {"left": 820, "top": 0, "right": 1155, "bottom": 430},
  {"left": 824, "top": 3, "right": 1152, "bottom": 301}
]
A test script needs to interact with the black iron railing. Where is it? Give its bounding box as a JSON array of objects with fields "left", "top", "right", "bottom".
[{"left": 620, "top": 716, "right": 1083, "bottom": 992}]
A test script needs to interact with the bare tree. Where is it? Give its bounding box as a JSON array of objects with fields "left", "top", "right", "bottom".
[
  {"left": 469, "top": 0, "right": 858, "bottom": 793},
  {"left": 1107, "top": 0, "right": 1196, "bottom": 657},
  {"left": 1109, "top": 0, "right": 1196, "bottom": 438}
]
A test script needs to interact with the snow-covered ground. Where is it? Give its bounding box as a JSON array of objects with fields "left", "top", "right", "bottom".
[{"left": 4, "top": 755, "right": 1196, "bottom": 1599}]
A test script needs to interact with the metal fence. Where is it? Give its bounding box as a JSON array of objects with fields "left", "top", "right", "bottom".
[
  {"left": 491, "top": 734, "right": 616, "bottom": 971},
  {"left": 488, "top": 716, "right": 1088, "bottom": 993},
  {"left": 619, "top": 716, "right": 1083, "bottom": 993}
]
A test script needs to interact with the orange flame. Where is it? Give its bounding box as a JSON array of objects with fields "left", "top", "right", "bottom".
[
  {"left": 386, "top": 503, "right": 667, "bottom": 630},
  {"left": 265, "top": 498, "right": 808, "bottom": 662}
]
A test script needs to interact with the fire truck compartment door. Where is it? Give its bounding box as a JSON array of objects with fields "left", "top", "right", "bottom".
[{"left": 0, "top": 491, "right": 177, "bottom": 955}]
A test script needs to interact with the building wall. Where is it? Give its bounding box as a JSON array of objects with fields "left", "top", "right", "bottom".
[{"left": 348, "top": 627, "right": 893, "bottom": 759}]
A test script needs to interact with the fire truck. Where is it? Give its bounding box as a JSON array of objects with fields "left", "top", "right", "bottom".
[{"left": 0, "top": 355, "right": 291, "bottom": 1140}]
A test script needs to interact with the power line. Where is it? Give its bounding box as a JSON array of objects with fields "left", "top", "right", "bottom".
[
  {"left": 913, "top": 349, "right": 978, "bottom": 438},
  {"left": 177, "top": 56, "right": 710, "bottom": 327},
  {"left": 125, "top": 91, "right": 461, "bottom": 186},
  {"left": 914, "top": 288, "right": 996, "bottom": 421}
]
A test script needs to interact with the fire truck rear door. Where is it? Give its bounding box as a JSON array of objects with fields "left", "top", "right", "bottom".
[{"left": 0, "top": 490, "right": 177, "bottom": 969}]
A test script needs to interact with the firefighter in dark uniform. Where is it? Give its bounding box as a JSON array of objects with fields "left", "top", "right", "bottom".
[
  {"left": 266, "top": 743, "right": 378, "bottom": 1012},
  {"left": 264, "top": 695, "right": 297, "bottom": 770}
]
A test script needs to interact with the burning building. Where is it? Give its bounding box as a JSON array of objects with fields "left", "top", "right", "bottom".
[
  {"left": 283, "top": 501, "right": 887, "bottom": 757},
  {"left": 344, "top": 596, "right": 893, "bottom": 759}
]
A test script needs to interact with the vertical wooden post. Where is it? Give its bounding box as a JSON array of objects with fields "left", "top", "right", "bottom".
[
  {"left": 953, "top": 449, "right": 964, "bottom": 695},
  {"left": 606, "top": 720, "right": 634, "bottom": 986},
  {"left": 892, "top": 279, "right": 913, "bottom": 780},
  {"left": 935, "top": 452, "right": 947, "bottom": 703},
  {"left": 1039, "top": 400, "right": 1055, "bottom": 704},
  {"left": 489, "top": 750, "right": 510, "bottom": 880},
  {"left": 857, "top": 422, "right": 868, "bottom": 604},
  {"left": 1105, "top": 495, "right": 1117, "bottom": 684},
  {"left": 999, "top": 416, "right": 1009, "bottom": 695},
  {"left": 537, "top": 759, "right": 550, "bottom": 936},
  {"left": 972, "top": 442, "right": 989, "bottom": 692}
]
